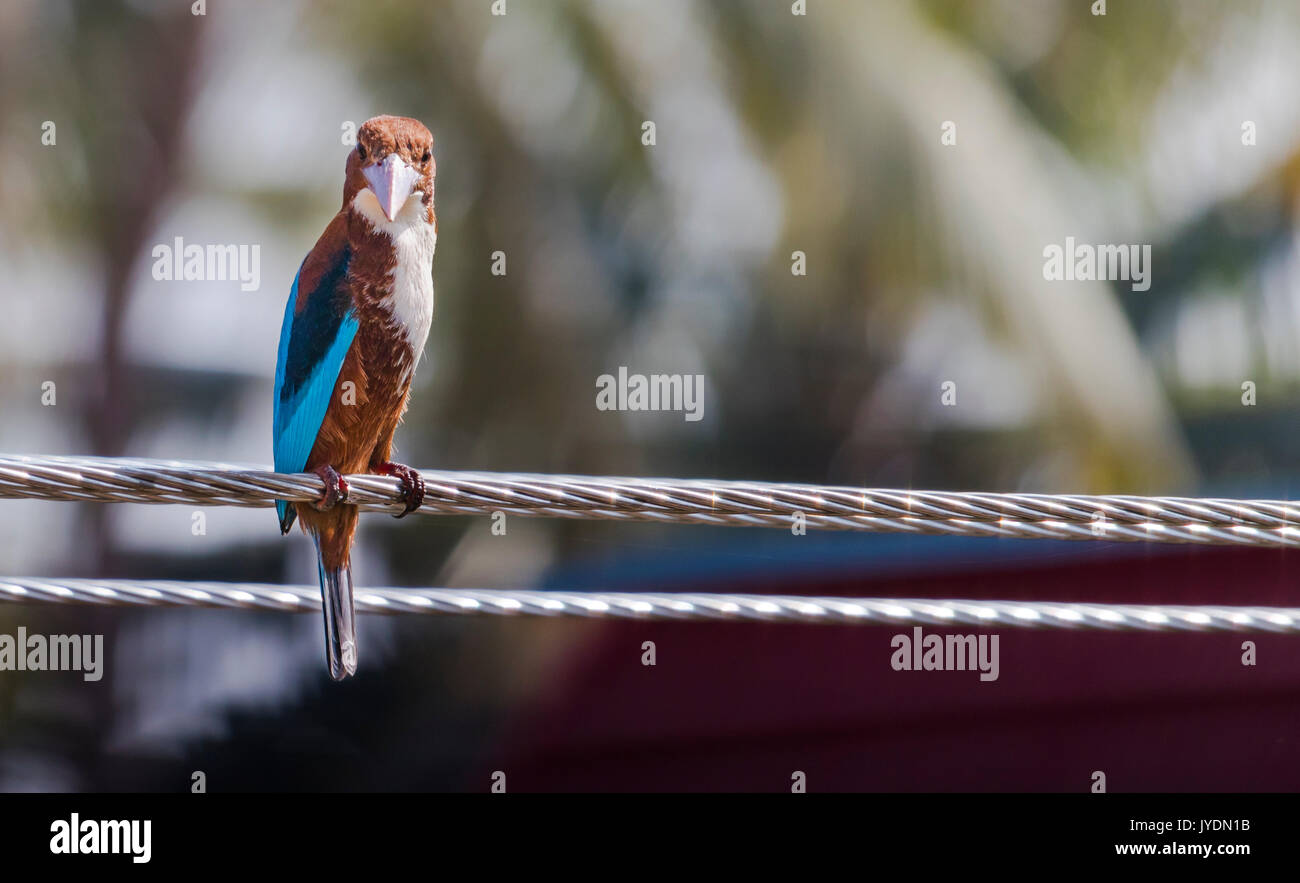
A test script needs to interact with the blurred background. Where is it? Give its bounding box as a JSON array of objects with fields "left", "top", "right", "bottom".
[{"left": 2, "top": 0, "right": 1300, "bottom": 791}]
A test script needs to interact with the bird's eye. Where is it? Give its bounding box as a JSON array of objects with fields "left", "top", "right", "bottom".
[
  {"left": 357, "top": 144, "right": 367, "bottom": 161},
  {"left": 422, "top": 149, "right": 431, "bottom": 163}
]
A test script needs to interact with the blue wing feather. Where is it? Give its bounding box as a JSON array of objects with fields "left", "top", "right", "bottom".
[{"left": 273, "top": 256, "right": 358, "bottom": 529}]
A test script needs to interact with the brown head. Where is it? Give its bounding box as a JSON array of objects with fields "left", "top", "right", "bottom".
[{"left": 344, "top": 115, "right": 436, "bottom": 226}]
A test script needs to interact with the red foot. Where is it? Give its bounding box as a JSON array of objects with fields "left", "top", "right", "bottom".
[
  {"left": 373, "top": 461, "right": 425, "bottom": 517},
  {"left": 311, "top": 464, "right": 349, "bottom": 511}
]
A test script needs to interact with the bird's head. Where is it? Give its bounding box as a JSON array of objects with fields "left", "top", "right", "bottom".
[{"left": 345, "top": 115, "right": 435, "bottom": 226}]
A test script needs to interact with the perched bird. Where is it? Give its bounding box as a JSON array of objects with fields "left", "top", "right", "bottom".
[{"left": 273, "top": 115, "right": 437, "bottom": 680}]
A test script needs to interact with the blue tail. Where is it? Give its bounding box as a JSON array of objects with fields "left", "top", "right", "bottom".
[{"left": 311, "top": 528, "right": 357, "bottom": 680}]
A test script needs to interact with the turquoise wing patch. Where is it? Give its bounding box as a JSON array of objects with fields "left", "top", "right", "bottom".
[{"left": 273, "top": 264, "right": 359, "bottom": 527}]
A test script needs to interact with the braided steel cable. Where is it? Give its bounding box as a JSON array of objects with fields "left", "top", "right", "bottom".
[
  {"left": 1, "top": 577, "right": 1297, "bottom": 632},
  {"left": 0, "top": 455, "right": 1293, "bottom": 630},
  {"left": 0, "top": 453, "right": 1298, "bottom": 546}
]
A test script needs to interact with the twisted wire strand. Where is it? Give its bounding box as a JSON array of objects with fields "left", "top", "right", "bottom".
[
  {"left": 1, "top": 577, "right": 1297, "bottom": 632},
  {"left": 0, "top": 454, "right": 1297, "bottom": 547}
]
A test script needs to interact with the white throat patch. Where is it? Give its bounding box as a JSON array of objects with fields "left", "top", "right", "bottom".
[{"left": 352, "top": 190, "right": 436, "bottom": 360}]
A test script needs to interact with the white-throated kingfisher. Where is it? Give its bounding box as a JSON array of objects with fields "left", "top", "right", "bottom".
[{"left": 273, "top": 115, "right": 436, "bottom": 680}]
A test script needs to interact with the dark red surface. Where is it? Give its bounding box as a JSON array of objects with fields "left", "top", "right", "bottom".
[{"left": 486, "top": 545, "right": 1300, "bottom": 791}]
